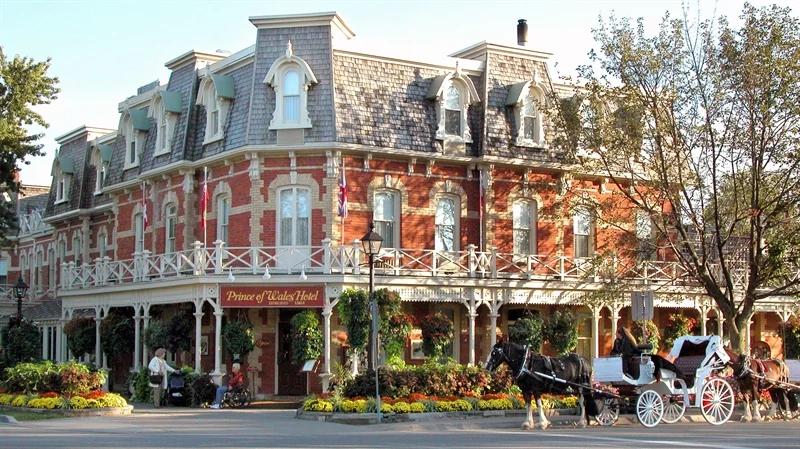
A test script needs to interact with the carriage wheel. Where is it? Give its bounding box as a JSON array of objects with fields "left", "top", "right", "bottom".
[
  {"left": 700, "top": 377, "right": 734, "bottom": 425},
  {"left": 661, "top": 395, "right": 686, "bottom": 424},
  {"left": 636, "top": 390, "right": 664, "bottom": 427},
  {"left": 594, "top": 397, "right": 620, "bottom": 427}
]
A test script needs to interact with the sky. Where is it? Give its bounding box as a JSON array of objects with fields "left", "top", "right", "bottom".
[{"left": 0, "top": 0, "right": 787, "bottom": 187}]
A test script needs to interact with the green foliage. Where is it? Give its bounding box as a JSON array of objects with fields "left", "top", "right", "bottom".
[
  {"left": 143, "top": 321, "right": 166, "bottom": 351},
  {"left": 778, "top": 317, "right": 800, "bottom": 359},
  {"left": 662, "top": 314, "right": 697, "bottom": 350},
  {"left": 419, "top": 312, "right": 454, "bottom": 359},
  {"left": 3, "top": 361, "right": 104, "bottom": 395},
  {"left": 63, "top": 317, "right": 96, "bottom": 358},
  {"left": 0, "top": 48, "right": 60, "bottom": 245},
  {"left": 128, "top": 367, "right": 151, "bottom": 402},
  {"left": 343, "top": 360, "right": 493, "bottom": 399},
  {"left": 222, "top": 321, "right": 255, "bottom": 358},
  {"left": 100, "top": 311, "right": 134, "bottom": 359},
  {"left": 543, "top": 309, "right": 578, "bottom": 355},
  {"left": 186, "top": 373, "right": 216, "bottom": 407},
  {"left": 290, "top": 311, "right": 323, "bottom": 364},
  {"left": 336, "top": 288, "right": 370, "bottom": 354},
  {"left": 374, "top": 289, "right": 412, "bottom": 360},
  {"left": 631, "top": 320, "right": 660, "bottom": 352},
  {"left": 1, "top": 319, "right": 42, "bottom": 365},
  {"left": 165, "top": 312, "right": 193, "bottom": 354},
  {"left": 508, "top": 314, "right": 544, "bottom": 352}
]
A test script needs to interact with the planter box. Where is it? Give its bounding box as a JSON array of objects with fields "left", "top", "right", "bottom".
[{"left": 0, "top": 404, "right": 134, "bottom": 417}]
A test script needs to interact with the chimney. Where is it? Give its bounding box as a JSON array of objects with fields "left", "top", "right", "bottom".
[{"left": 517, "top": 19, "right": 528, "bottom": 46}]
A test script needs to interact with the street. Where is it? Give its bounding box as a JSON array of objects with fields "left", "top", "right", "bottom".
[{"left": 0, "top": 407, "right": 798, "bottom": 448}]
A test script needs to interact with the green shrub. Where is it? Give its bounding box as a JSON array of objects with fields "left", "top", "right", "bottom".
[
  {"left": 419, "top": 313, "right": 454, "bottom": 359},
  {"left": 544, "top": 309, "right": 578, "bottom": 355},
  {"left": 337, "top": 288, "right": 370, "bottom": 355},
  {"left": 509, "top": 315, "right": 544, "bottom": 352},
  {"left": 4, "top": 361, "right": 60, "bottom": 393},
  {"left": 130, "top": 367, "right": 152, "bottom": 402},
  {"left": 222, "top": 321, "right": 255, "bottom": 358},
  {"left": 165, "top": 312, "right": 193, "bottom": 354},
  {"left": 374, "top": 289, "right": 412, "bottom": 361},
  {"left": 59, "top": 361, "right": 105, "bottom": 395},
  {"left": 63, "top": 317, "right": 96, "bottom": 358},
  {"left": 187, "top": 373, "right": 216, "bottom": 407},
  {"left": 1, "top": 320, "right": 42, "bottom": 366},
  {"left": 143, "top": 321, "right": 166, "bottom": 351},
  {"left": 100, "top": 311, "right": 135, "bottom": 359},
  {"left": 290, "top": 311, "right": 323, "bottom": 364}
]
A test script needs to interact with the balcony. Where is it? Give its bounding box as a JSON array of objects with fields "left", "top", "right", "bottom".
[{"left": 56, "top": 239, "right": 756, "bottom": 292}]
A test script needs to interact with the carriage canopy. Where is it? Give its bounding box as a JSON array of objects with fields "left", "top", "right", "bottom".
[{"left": 667, "top": 335, "right": 730, "bottom": 366}]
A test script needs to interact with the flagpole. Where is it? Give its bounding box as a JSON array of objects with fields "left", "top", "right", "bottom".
[
  {"left": 203, "top": 166, "right": 208, "bottom": 249},
  {"left": 341, "top": 158, "right": 345, "bottom": 247},
  {"left": 479, "top": 169, "right": 484, "bottom": 252}
]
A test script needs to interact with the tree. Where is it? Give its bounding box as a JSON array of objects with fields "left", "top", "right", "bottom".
[
  {"left": 549, "top": 4, "right": 800, "bottom": 351},
  {"left": 1, "top": 319, "right": 42, "bottom": 366},
  {"left": 0, "top": 47, "right": 60, "bottom": 245}
]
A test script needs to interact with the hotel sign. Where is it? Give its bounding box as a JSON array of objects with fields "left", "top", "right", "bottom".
[{"left": 220, "top": 286, "right": 324, "bottom": 308}]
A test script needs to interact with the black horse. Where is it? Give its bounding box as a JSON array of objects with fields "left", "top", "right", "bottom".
[{"left": 485, "top": 340, "right": 595, "bottom": 429}]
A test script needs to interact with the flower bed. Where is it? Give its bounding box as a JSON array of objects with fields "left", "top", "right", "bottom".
[
  {"left": 0, "top": 390, "right": 129, "bottom": 410},
  {"left": 302, "top": 392, "right": 578, "bottom": 414}
]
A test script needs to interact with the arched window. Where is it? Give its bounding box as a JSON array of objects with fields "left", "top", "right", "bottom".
[
  {"left": 573, "top": 207, "right": 593, "bottom": 259},
  {"left": 48, "top": 248, "right": 56, "bottom": 291},
  {"left": 73, "top": 236, "right": 82, "bottom": 266},
  {"left": 165, "top": 204, "right": 177, "bottom": 253},
  {"left": 513, "top": 200, "right": 537, "bottom": 255},
  {"left": 216, "top": 196, "right": 230, "bottom": 245},
  {"left": 278, "top": 187, "right": 310, "bottom": 247},
  {"left": 523, "top": 89, "right": 538, "bottom": 141},
  {"left": 20, "top": 254, "right": 26, "bottom": 284},
  {"left": 37, "top": 251, "right": 44, "bottom": 292},
  {"left": 435, "top": 196, "right": 458, "bottom": 252},
  {"left": 283, "top": 71, "right": 300, "bottom": 123},
  {"left": 444, "top": 86, "right": 461, "bottom": 136},
  {"left": 374, "top": 191, "right": 399, "bottom": 249},
  {"left": 196, "top": 73, "right": 234, "bottom": 145}
]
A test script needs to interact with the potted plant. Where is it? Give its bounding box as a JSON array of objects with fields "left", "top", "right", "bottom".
[
  {"left": 419, "top": 312, "right": 454, "bottom": 360},
  {"left": 509, "top": 314, "right": 544, "bottom": 353},
  {"left": 222, "top": 321, "right": 255, "bottom": 361},
  {"left": 290, "top": 311, "right": 323, "bottom": 364},
  {"left": 543, "top": 309, "right": 578, "bottom": 355}
]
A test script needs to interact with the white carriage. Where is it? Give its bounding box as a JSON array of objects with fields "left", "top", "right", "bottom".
[{"left": 592, "top": 335, "right": 735, "bottom": 427}]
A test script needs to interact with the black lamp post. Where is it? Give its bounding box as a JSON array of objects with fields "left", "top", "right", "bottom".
[
  {"left": 360, "top": 223, "right": 383, "bottom": 422},
  {"left": 12, "top": 277, "right": 29, "bottom": 326}
]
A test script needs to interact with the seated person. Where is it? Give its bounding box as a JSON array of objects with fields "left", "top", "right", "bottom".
[
  {"left": 611, "top": 327, "right": 643, "bottom": 378},
  {"left": 210, "top": 363, "right": 244, "bottom": 409}
]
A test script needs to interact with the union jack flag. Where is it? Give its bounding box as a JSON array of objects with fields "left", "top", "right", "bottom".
[
  {"left": 141, "top": 182, "right": 148, "bottom": 230},
  {"left": 338, "top": 163, "right": 348, "bottom": 218},
  {"left": 201, "top": 168, "right": 209, "bottom": 230}
]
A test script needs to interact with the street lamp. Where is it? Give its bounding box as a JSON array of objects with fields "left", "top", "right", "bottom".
[
  {"left": 360, "top": 223, "right": 383, "bottom": 423},
  {"left": 12, "top": 277, "right": 29, "bottom": 326}
]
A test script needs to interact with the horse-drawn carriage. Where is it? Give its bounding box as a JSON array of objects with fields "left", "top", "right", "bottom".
[{"left": 593, "top": 335, "right": 735, "bottom": 427}]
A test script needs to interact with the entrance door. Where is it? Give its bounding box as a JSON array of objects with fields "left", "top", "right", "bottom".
[{"left": 277, "top": 311, "right": 307, "bottom": 395}]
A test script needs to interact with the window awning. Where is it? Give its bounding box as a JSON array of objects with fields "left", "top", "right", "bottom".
[
  {"left": 211, "top": 75, "right": 235, "bottom": 99},
  {"left": 98, "top": 145, "right": 113, "bottom": 163},
  {"left": 161, "top": 90, "right": 183, "bottom": 113},
  {"left": 505, "top": 81, "right": 531, "bottom": 106},
  {"left": 129, "top": 108, "right": 151, "bottom": 131},
  {"left": 51, "top": 156, "right": 75, "bottom": 175}
]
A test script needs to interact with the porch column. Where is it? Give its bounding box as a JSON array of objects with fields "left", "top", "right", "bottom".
[
  {"left": 716, "top": 308, "right": 724, "bottom": 336},
  {"left": 212, "top": 310, "right": 224, "bottom": 385},
  {"left": 55, "top": 320, "right": 64, "bottom": 362},
  {"left": 699, "top": 308, "right": 707, "bottom": 336},
  {"left": 489, "top": 313, "right": 500, "bottom": 347},
  {"left": 193, "top": 311, "right": 203, "bottom": 372},
  {"left": 610, "top": 304, "right": 621, "bottom": 344},
  {"left": 94, "top": 316, "right": 102, "bottom": 367},
  {"left": 142, "top": 315, "right": 151, "bottom": 367},
  {"left": 42, "top": 325, "right": 49, "bottom": 360},
  {"left": 468, "top": 312, "right": 477, "bottom": 365},
  {"left": 592, "top": 307, "right": 601, "bottom": 359},
  {"left": 321, "top": 305, "right": 333, "bottom": 392},
  {"left": 133, "top": 313, "right": 142, "bottom": 371}
]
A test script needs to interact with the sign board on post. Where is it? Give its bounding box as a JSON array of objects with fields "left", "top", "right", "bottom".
[{"left": 631, "top": 291, "right": 654, "bottom": 321}]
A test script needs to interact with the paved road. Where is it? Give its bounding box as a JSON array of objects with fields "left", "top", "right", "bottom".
[{"left": 0, "top": 406, "right": 798, "bottom": 448}]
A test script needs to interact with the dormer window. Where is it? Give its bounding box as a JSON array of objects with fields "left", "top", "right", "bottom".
[
  {"left": 148, "top": 89, "right": 182, "bottom": 156},
  {"left": 506, "top": 79, "right": 547, "bottom": 147},
  {"left": 90, "top": 144, "right": 112, "bottom": 195},
  {"left": 121, "top": 108, "right": 149, "bottom": 169},
  {"left": 51, "top": 156, "right": 74, "bottom": 204},
  {"left": 197, "top": 72, "right": 235, "bottom": 145},
  {"left": 265, "top": 41, "right": 318, "bottom": 130},
  {"left": 427, "top": 64, "right": 480, "bottom": 142}
]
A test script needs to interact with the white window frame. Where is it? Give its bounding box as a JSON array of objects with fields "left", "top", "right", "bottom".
[
  {"left": 134, "top": 213, "right": 144, "bottom": 254},
  {"left": 511, "top": 84, "right": 546, "bottom": 147},
  {"left": 47, "top": 248, "right": 56, "bottom": 291},
  {"left": 277, "top": 187, "right": 311, "bottom": 248},
  {"left": 435, "top": 195, "right": 460, "bottom": 253},
  {"left": 36, "top": 250, "right": 43, "bottom": 292},
  {"left": 513, "top": 200, "right": 537, "bottom": 255},
  {"left": 165, "top": 204, "right": 177, "bottom": 253},
  {"left": 89, "top": 146, "right": 108, "bottom": 195},
  {"left": 264, "top": 41, "right": 318, "bottom": 131},
  {"left": 148, "top": 89, "right": 180, "bottom": 156},
  {"left": 98, "top": 232, "right": 107, "bottom": 259},
  {"left": 216, "top": 196, "right": 230, "bottom": 245},
  {"left": 197, "top": 73, "right": 233, "bottom": 145},
  {"left": 122, "top": 113, "right": 142, "bottom": 170},
  {"left": 373, "top": 190, "right": 400, "bottom": 249},
  {"left": 73, "top": 235, "right": 82, "bottom": 267},
  {"left": 53, "top": 162, "right": 71, "bottom": 204},
  {"left": 428, "top": 68, "right": 479, "bottom": 143},
  {"left": 573, "top": 207, "right": 593, "bottom": 259}
]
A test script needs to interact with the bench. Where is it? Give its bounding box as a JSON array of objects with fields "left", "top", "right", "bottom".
[{"left": 674, "top": 355, "right": 706, "bottom": 387}]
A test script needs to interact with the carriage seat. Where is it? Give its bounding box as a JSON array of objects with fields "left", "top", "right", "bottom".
[
  {"left": 637, "top": 343, "right": 653, "bottom": 352},
  {"left": 673, "top": 355, "right": 705, "bottom": 387}
]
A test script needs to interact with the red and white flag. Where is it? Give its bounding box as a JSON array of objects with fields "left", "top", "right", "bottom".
[
  {"left": 201, "top": 167, "right": 209, "bottom": 230},
  {"left": 338, "top": 162, "right": 348, "bottom": 218},
  {"left": 141, "top": 182, "right": 148, "bottom": 230},
  {"left": 478, "top": 170, "right": 485, "bottom": 224}
]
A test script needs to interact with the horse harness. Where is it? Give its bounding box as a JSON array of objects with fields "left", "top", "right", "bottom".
[{"left": 517, "top": 346, "right": 565, "bottom": 386}]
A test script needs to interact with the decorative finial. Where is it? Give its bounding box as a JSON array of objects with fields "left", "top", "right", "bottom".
[
  {"left": 454, "top": 61, "right": 461, "bottom": 76},
  {"left": 286, "top": 40, "right": 293, "bottom": 59}
]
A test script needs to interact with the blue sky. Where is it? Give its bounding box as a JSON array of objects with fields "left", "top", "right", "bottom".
[{"left": 0, "top": 0, "right": 784, "bottom": 187}]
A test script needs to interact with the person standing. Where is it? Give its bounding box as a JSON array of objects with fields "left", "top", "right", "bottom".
[{"left": 148, "top": 348, "right": 178, "bottom": 408}]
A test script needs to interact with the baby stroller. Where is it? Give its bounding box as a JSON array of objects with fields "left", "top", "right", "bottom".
[{"left": 165, "top": 371, "right": 186, "bottom": 406}]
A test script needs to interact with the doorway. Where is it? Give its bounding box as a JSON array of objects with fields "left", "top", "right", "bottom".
[{"left": 277, "top": 309, "right": 307, "bottom": 395}]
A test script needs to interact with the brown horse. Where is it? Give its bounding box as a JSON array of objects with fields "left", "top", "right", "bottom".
[{"left": 723, "top": 347, "right": 792, "bottom": 422}]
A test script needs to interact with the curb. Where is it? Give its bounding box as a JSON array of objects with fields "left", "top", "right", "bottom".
[
  {"left": 296, "top": 408, "right": 571, "bottom": 425},
  {"left": 0, "top": 414, "right": 19, "bottom": 423}
]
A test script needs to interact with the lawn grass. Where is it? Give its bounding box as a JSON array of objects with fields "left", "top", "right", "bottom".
[{"left": 1, "top": 411, "right": 69, "bottom": 421}]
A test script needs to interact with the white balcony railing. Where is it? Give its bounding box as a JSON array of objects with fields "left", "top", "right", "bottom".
[{"left": 54, "top": 239, "right": 777, "bottom": 292}]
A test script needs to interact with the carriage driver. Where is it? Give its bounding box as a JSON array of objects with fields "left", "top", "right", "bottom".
[{"left": 611, "top": 327, "right": 643, "bottom": 377}]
